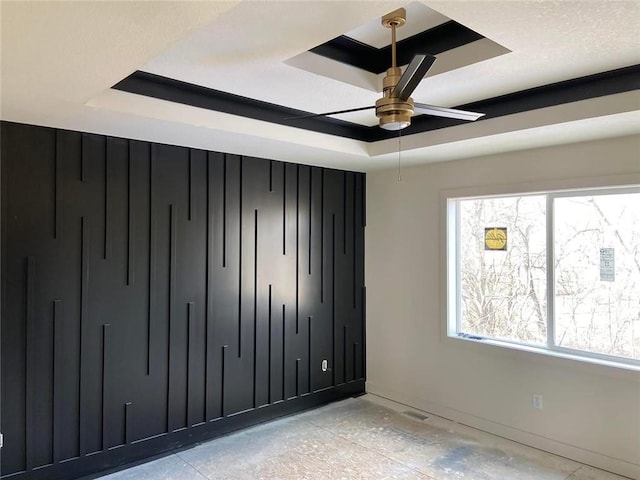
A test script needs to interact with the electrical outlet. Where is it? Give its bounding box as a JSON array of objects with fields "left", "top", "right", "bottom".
[
  {"left": 532, "top": 393, "right": 543, "bottom": 410},
  {"left": 321, "top": 359, "right": 328, "bottom": 372}
]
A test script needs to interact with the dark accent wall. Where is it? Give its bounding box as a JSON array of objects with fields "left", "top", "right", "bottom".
[{"left": 0, "top": 122, "right": 366, "bottom": 480}]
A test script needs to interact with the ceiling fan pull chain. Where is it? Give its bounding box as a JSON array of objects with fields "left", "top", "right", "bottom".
[{"left": 397, "top": 128, "right": 403, "bottom": 183}]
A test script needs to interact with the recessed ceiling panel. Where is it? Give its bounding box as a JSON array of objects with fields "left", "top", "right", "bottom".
[{"left": 286, "top": 1, "right": 510, "bottom": 91}]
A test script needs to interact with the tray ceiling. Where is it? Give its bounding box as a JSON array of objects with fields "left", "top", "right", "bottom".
[{"left": 1, "top": 1, "right": 639, "bottom": 172}]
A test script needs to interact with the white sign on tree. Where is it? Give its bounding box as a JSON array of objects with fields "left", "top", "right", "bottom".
[{"left": 600, "top": 247, "right": 615, "bottom": 282}]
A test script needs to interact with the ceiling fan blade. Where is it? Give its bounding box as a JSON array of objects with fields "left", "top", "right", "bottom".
[
  {"left": 413, "top": 102, "right": 485, "bottom": 121},
  {"left": 285, "top": 106, "right": 375, "bottom": 120},
  {"left": 392, "top": 54, "right": 436, "bottom": 100}
]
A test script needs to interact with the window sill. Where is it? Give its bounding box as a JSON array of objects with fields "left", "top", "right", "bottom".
[{"left": 446, "top": 334, "right": 640, "bottom": 378}]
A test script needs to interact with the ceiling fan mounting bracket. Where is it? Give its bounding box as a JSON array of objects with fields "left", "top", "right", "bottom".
[{"left": 381, "top": 8, "right": 406, "bottom": 28}]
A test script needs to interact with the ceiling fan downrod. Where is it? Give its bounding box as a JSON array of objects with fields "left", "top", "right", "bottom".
[{"left": 376, "top": 8, "right": 414, "bottom": 131}]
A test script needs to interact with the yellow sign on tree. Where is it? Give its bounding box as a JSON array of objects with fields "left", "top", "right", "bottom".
[{"left": 484, "top": 227, "right": 507, "bottom": 251}]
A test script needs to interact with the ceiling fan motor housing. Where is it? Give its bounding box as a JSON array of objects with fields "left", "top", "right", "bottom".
[{"left": 376, "top": 66, "right": 414, "bottom": 130}]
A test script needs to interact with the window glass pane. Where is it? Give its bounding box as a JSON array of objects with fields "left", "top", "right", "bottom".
[
  {"left": 554, "top": 192, "right": 640, "bottom": 360},
  {"left": 459, "top": 196, "right": 547, "bottom": 344}
]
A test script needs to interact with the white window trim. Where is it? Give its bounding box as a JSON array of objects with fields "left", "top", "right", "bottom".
[{"left": 443, "top": 179, "right": 640, "bottom": 372}]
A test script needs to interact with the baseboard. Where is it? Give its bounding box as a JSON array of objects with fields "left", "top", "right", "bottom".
[
  {"left": 365, "top": 382, "right": 639, "bottom": 480},
  {"left": 0, "top": 380, "right": 365, "bottom": 480}
]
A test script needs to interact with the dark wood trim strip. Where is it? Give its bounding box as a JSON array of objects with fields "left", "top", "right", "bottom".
[
  {"left": 221, "top": 345, "right": 228, "bottom": 418},
  {"left": 25, "top": 256, "right": 36, "bottom": 471},
  {"left": 320, "top": 171, "right": 324, "bottom": 303},
  {"left": 222, "top": 155, "right": 227, "bottom": 268},
  {"left": 147, "top": 144, "right": 155, "bottom": 375},
  {"left": 352, "top": 174, "right": 357, "bottom": 308},
  {"left": 361, "top": 174, "right": 366, "bottom": 228},
  {"left": 80, "top": 134, "right": 86, "bottom": 182},
  {"left": 205, "top": 153, "right": 213, "bottom": 421},
  {"left": 268, "top": 284, "right": 272, "bottom": 405},
  {"left": 343, "top": 324, "right": 348, "bottom": 384},
  {"left": 253, "top": 209, "right": 258, "bottom": 408},
  {"left": 52, "top": 300, "right": 63, "bottom": 463},
  {"left": 102, "top": 323, "right": 110, "bottom": 451},
  {"left": 167, "top": 204, "right": 176, "bottom": 432},
  {"left": 343, "top": 172, "right": 347, "bottom": 255},
  {"left": 124, "top": 402, "right": 132, "bottom": 445},
  {"left": 295, "top": 358, "right": 301, "bottom": 397},
  {"left": 295, "top": 166, "right": 299, "bottom": 335},
  {"left": 187, "top": 302, "right": 194, "bottom": 427},
  {"left": 307, "top": 316, "right": 312, "bottom": 394},
  {"left": 282, "top": 164, "right": 286, "bottom": 256},
  {"left": 104, "top": 138, "right": 110, "bottom": 260},
  {"left": 54, "top": 131, "right": 62, "bottom": 240},
  {"left": 281, "top": 304, "right": 286, "bottom": 402},
  {"left": 169, "top": 204, "right": 177, "bottom": 322},
  {"left": 237, "top": 158, "right": 243, "bottom": 359},
  {"left": 79, "top": 217, "right": 89, "bottom": 456},
  {"left": 127, "top": 140, "right": 134, "bottom": 286},
  {"left": 353, "top": 342, "right": 358, "bottom": 382},
  {"left": 308, "top": 169, "right": 312, "bottom": 275},
  {"left": 331, "top": 214, "right": 336, "bottom": 386},
  {"left": 188, "top": 150, "right": 194, "bottom": 222},
  {"left": 361, "top": 286, "right": 366, "bottom": 381}
]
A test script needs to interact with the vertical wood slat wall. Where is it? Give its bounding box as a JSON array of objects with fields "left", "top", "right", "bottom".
[{"left": 0, "top": 122, "right": 366, "bottom": 480}]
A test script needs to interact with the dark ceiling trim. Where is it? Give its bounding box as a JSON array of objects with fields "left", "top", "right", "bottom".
[
  {"left": 112, "top": 64, "right": 640, "bottom": 143},
  {"left": 113, "top": 71, "right": 374, "bottom": 141},
  {"left": 309, "top": 21, "right": 484, "bottom": 74},
  {"left": 397, "top": 63, "right": 640, "bottom": 137}
]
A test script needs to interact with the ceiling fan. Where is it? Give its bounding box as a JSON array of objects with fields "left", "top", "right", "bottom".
[{"left": 292, "top": 8, "right": 485, "bottom": 131}]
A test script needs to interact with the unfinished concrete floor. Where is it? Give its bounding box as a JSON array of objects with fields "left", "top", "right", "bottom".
[{"left": 96, "top": 395, "right": 629, "bottom": 480}]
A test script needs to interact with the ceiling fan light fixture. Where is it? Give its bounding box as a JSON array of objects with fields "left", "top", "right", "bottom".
[
  {"left": 380, "top": 119, "right": 410, "bottom": 131},
  {"left": 376, "top": 96, "right": 414, "bottom": 130}
]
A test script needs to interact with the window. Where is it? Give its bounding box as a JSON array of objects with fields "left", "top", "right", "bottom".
[{"left": 447, "top": 186, "right": 640, "bottom": 366}]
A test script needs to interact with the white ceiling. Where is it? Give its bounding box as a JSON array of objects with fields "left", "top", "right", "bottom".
[{"left": 1, "top": 1, "right": 639, "bottom": 172}]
